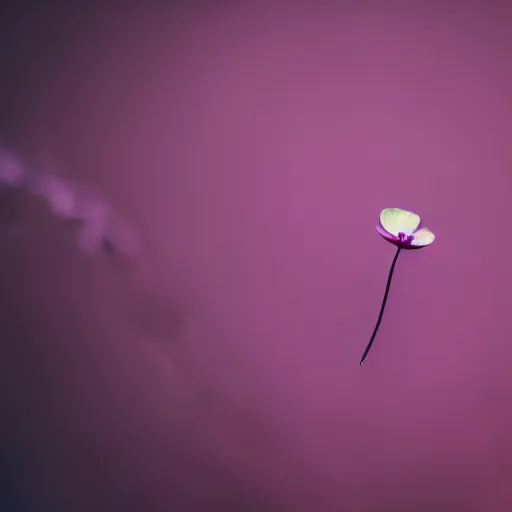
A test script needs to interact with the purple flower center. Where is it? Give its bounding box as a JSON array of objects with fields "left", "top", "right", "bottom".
[{"left": 397, "top": 232, "right": 414, "bottom": 245}]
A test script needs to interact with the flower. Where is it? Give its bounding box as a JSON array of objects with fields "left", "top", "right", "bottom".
[
  {"left": 360, "top": 207, "right": 435, "bottom": 366},
  {"left": 376, "top": 207, "right": 435, "bottom": 250}
]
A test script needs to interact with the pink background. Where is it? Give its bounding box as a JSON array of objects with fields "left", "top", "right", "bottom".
[{"left": 0, "top": 3, "right": 511, "bottom": 510}]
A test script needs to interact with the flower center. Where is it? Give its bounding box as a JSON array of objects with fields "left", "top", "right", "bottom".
[{"left": 397, "top": 232, "right": 414, "bottom": 244}]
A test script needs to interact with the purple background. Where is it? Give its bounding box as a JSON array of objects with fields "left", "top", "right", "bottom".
[{"left": 0, "top": 3, "right": 511, "bottom": 510}]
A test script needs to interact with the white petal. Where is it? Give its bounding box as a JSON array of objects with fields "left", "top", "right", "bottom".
[
  {"left": 379, "top": 207, "right": 420, "bottom": 237},
  {"left": 411, "top": 227, "right": 435, "bottom": 247}
]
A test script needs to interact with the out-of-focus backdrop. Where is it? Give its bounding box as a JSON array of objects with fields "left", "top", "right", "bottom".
[{"left": 0, "top": 3, "right": 511, "bottom": 511}]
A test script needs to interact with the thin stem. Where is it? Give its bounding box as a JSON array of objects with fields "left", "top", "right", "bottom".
[{"left": 360, "top": 246, "right": 402, "bottom": 366}]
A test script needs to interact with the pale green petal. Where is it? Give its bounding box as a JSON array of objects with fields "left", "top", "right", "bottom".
[
  {"left": 411, "top": 227, "right": 435, "bottom": 247},
  {"left": 379, "top": 208, "right": 420, "bottom": 237}
]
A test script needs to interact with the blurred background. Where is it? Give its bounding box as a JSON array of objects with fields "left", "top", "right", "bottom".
[{"left": 0, "top": 2, "right": 511, "bottom": 510}]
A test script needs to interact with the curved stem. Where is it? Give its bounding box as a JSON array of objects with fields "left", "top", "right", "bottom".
[{"left": 360, "top": 246, "right": 401, "bottom": 365}]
